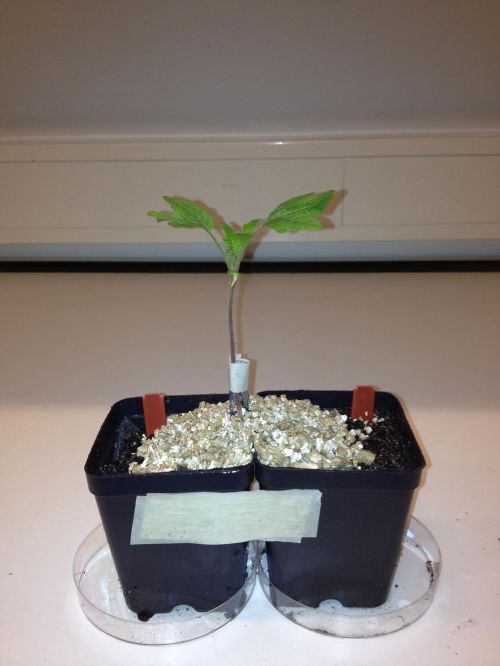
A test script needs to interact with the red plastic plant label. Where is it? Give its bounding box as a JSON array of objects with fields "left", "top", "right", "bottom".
[
  {"left": 351, "top": 385, "right": 376, "bottom": 421},
  {"left": 142, "top": 393, "right": 167, "bottom": 436}
]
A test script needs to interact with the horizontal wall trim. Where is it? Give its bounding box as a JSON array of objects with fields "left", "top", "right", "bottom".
[
  {"left": 3, "top": 128, "right": 500, "bottom": 144},
  {"left": 1, "top": 135, "right": 500, "bottom": 162},
  {"left": 1, "top": 260, "right": 499, "bottom": 274},
  {"left": 1, "top": 240, "right": 499, "bottom": 262},
  {"left": 1, "top": 135, "right": 499, "bottom": 261}
]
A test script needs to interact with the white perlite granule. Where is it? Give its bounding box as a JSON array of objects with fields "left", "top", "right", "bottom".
[{"left": 129, "top": 395, "right": 376, "bottom": 474}]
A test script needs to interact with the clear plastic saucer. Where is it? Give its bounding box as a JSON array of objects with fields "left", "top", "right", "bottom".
[
  {"left": 73, "top": 524, "right": 257, "bottom": 644},
  {"left": 257, "top": 516, "right": 441, "bottom": 638}
]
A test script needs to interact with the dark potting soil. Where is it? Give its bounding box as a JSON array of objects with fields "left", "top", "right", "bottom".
[
  {"left": 98, "top": 405, "right": 414, "bottom": 475},
  {"left": 345, "top": 407, "right": 416, "bottom": 470},
  {"left": 99, "top": 417, "right": 144, "bottom": 474}
]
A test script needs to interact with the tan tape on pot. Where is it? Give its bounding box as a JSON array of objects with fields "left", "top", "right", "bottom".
[{"left": 130, "top": 489, "right": 322, "bottom": 545}]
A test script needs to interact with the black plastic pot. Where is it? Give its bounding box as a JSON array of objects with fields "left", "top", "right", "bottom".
[
  {"left": 255, "top": 389, "right": 426, "bottom": 608},
  {"left": 85, "top": 394, "right": 254, "bottom": 620}
]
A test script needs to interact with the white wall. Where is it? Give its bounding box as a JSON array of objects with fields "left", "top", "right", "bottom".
[
  {"left": 1, "top": 0, "right": 499, "bottom": 140},
  {"left": 1, "top": 1, "right": 499, "bottom": 260}
]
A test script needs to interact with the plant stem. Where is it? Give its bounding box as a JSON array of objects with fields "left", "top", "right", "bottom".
[
  {"left": 207, "top": 229, "right": 227, "bottom": 262},
  {"left": 228, "top": 279, "right": 237, "bottom": 364},
  {"left": 228, "top": 277, "right": 243, "bottom": 418}
]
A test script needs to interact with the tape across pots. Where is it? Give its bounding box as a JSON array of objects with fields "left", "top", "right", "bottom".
[{"left": 85, "top": 390, "right": 426, "bottom": 619}]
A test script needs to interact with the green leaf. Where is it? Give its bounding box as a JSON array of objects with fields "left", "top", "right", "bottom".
[
  {"left": 242, "top": 219, "right": 262, "bottom": 234},
  {"left": 147, "top": 210, "right": 173, "bottom": 222},
  {"left": 265, "top": 190, "right": 335, "bottom": 233},
  {"left": 233, "top": 231, "right": 253, "bottom": 255},
  {"left": 222, "top": 222, "right": 253, "bottom": 263},
  {"left": 148, "top": 209, "right": 197, "bottom": 227},
  {"left": 162, "top": 196, "right": 215, "bottom": 232},
  {"left": 266, "top": 214, "right": 324, "bottom": 233},
  {"left": 165, "top": 216, "right": 200, "bottom": 228},
  {"left": 268, "top": 190, "right": 335, "bottom": 222}
]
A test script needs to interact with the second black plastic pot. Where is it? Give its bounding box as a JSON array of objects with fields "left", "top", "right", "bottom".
[
  {"left": 85, "top": 393, "right": 254, "bottom": 620},
  {"left": 255, "top": 390, "right": 426, "bottom": 608}
]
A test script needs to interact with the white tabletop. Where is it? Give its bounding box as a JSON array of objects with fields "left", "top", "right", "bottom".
[{"left": 1, "top": 270, "right": 499, "bottom": 665}]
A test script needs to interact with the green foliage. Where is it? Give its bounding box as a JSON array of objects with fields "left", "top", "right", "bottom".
[
  {"left": 161, "top": 196, "right": 215, "bottom": 232},
  {"left": 149, "top": 190, "right": 335, "bottom": 282},
  {"left": 221, "top": 223, "right": 253, "bottom": 273},
  {"left": 266, "top": 190, "right": 335, "bottom": 233},
  {"left": 242, "top": 219, "right": 262, "bottom": 234}
]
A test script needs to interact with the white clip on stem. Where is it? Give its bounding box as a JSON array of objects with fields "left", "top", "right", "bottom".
[{"left": 228, "top": 354, "right": 250, "bottom": 394}]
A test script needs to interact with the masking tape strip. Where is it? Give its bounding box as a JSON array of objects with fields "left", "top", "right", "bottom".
[
  {"left": 228, "top": 354, "right": 250, "bottom": 393},
  {"left": 130, "top": 489, "right": 322, "bottom": 545}
]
